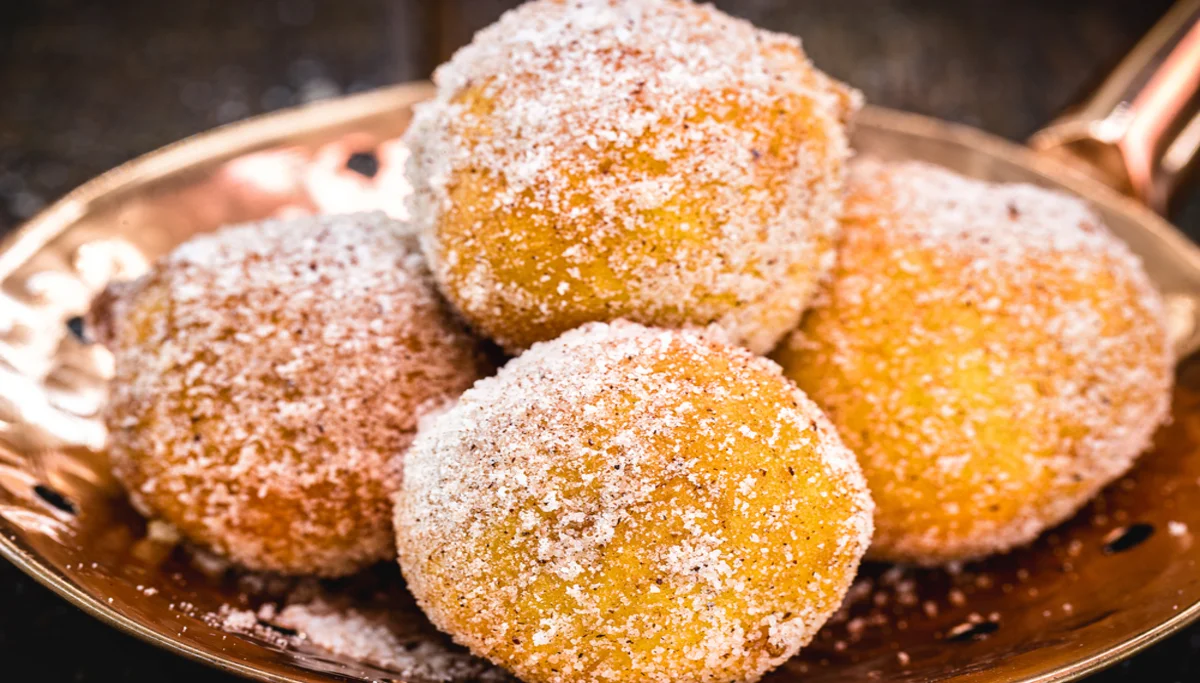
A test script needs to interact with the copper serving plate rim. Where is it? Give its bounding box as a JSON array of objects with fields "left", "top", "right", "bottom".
[{"left": 3, "top": 82, "right": 1199, "bottom": 683}]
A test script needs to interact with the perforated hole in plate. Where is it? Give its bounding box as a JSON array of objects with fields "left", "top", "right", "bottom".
[
  {"left": 1103, "top": 523, "right": 1155, "bottom": 554},
  {"left": 65, "top": 316, "right": 87, "bottom": 343},
  {"left": 33, "top": 483, "right": 77, "bottom": 515},
  {"left": 345, "top": 152, "right": 379, "bottom": 178},
  {"left": 946, "top": 621, "right": 1000, "bottom": 643}
]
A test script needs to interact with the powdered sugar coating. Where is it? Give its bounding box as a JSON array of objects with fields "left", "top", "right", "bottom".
[
  {"left": 396, "top": 320, "right": 873, "bottom": 683},
  {"left": 405, "top": 0, "right": 860, "bottom": 353},
  {"left": 93, "top": 212, "right": 491, "bottom": 576},
  {"left": 777, "top": 160, "right": 1173, "bottom": 565}
]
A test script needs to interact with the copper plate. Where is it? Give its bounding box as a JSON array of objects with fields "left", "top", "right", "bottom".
[{"left": 3, "top": 83, "right": 1200, "bottom": 683}]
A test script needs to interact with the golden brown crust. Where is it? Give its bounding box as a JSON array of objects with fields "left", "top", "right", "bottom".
[
  {"left": 405, "top": 0, "right": 859, "bottom": 353},
  {"left": 396, "top": 321, "right": 873, "bottom": 683},
  {"left": 776, "top": 160, "right": 1173, "bottom": 565},
  {"left": 95, "top": 212, "right": 491, "bottom": 576}
]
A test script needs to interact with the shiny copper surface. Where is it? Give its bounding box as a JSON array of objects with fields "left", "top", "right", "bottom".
[{"left": 2, "top": 81, "right": 1200, "bottom": 683}]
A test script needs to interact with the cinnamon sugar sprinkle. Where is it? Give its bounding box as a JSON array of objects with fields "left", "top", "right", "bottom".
[
  {"left": 95, "top": 212, "right": 488, "bottom": 576},
  {"left": 396, "top": 321, "right": 873, "bottom": 683},
  {"left": 846, "top": 159, "right": 1153, "bottom": 261},
  {"left": 275, "top": 599, "right": 509, "bottom": 682},
  {"left": 787, "top": 159, "right": 1173, "bottom": 564},
  {"left": 405, "top": 0, "right": 860, "bottom": 353}
]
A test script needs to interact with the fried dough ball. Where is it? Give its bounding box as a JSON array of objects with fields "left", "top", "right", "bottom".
[
  {"left": 775, "top": 160, "right": 1173, "bottom": 565},
  {"left": 396, "top": 321, "right": 873, "bottom": 683},
  {"left": 91, "top": 213, "right": 491, "bottom": 577},
  {"left": 405, "top": 0, "right": 860, "bottom": 354}
]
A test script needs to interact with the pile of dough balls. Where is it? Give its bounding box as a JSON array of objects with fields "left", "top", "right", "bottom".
[
  {"left": 93, "top": 0, "right": 1175, "bottom": 680},
  {"left": 92, "top": 213, "right": 490, "bottom": 576}
]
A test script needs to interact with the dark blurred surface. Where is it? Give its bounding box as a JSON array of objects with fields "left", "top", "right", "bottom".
[{"left": 1, "top": 0, "right": 1198, "bottom": 681}]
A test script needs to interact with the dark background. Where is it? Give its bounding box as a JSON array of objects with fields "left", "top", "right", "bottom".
[{"left": 2, "top": 0, "right": 1198, "bottom": 680}]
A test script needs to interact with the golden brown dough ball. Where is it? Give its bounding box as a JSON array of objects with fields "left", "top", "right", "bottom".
[
  {"left": 405, "top": 0, "right": 860, "bottom": 354},
  {"left": 395, "top": 320, "right": 873, "bottom": 683},
  {"left": 775, "top": 160, "right": 1173, "bottom": 565},
  {"left": 91, "top": 212, "right": 491, "bottom": 576}
]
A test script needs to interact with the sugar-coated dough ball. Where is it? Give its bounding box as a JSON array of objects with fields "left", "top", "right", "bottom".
[
  {"left": 775, "top": 160, "right": 1173, "bottom": 565},
  {"left": 405, "top": 0, "right": 860, "bottom": 354},
  {"left": 92, "top": 213, "right": 491, "bottom": 577},
  {"left": 396, "top": 320, "right": 873, "bottom": 683}
]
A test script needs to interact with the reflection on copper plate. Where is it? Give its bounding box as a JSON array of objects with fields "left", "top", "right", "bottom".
[{"left": 2, "top": 83, "right": 1200, "bottom": 683}]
